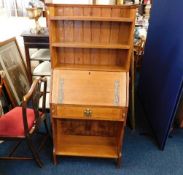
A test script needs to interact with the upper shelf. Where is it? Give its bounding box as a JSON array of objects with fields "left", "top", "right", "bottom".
[
  {"left": 50, "top": 16, "right": 133, "bottom": 22},
  {"left": 51, "top": 42, "right": 130, "bottom": 49}
]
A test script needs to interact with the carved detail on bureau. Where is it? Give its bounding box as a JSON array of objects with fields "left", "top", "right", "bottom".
[
  {"left": 114, "top": 80, "right": 120, "bottom": 106},
  {"left": 58, "top": 78, "right": 64, "bottom": 104}
]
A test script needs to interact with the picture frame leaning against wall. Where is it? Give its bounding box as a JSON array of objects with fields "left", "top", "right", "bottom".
[
  {"left": 0, "top": 38, "right": 30, "bottom": 106},
  {"left": 0, "top": 70, "right": 16, "bottom": 114}
]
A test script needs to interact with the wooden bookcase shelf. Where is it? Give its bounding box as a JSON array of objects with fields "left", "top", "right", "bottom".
[
  {"left": 47, "top": 3, "right": 137, "bottom": 167},
  {"left": 50, "top": 16, "right": 133, "bottom": 22},
  {"left": 51, "top": 42, "right": 130, "bottom": 49},
  {"left": 51, "top": 47, "right": 130, "bottom": 71},
  {"left": 56, "top": 135, "right": 118, "bottom": 158},
  {"left": 50, "top": 20, "right": 132, "bottom": 45},
  {"left": 54, "top": 64, "right": 127, "bottom": 72}
]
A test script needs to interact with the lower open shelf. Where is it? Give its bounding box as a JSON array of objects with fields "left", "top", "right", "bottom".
[{"left": 55, "top": 135, "right": 118, "bottom": 158}]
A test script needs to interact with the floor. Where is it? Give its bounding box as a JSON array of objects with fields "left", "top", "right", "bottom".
[
  {"left": 0, "top": 97, "right": 183, "bottom": 175},
  {"left": 0, "top": 128, "right": 183, "bottom": 175}
]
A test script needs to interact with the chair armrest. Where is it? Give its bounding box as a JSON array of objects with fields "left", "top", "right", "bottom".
[{"left": 22, "top": 77, "right": 47, "bottom": 134}]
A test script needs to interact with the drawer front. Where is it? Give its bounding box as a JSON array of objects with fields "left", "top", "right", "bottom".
[{"left": 52, "top": 105, "right": 126, "bottom": 121}]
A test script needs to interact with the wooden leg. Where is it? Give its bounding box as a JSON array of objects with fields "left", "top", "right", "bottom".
[
  {"left": 0, "top": 156, "right": 32, "bottom": 160},
  {"left": 8, "top": 140, "right": 22, "bottom": 157},
  {"left": 26, "top": 137, "right": 43, "bottom": 168},
  {"left": 53, "top": 152, "right": 57, "bottom": 165},
  {"left": 44, "top": 119, "right": 52, "bottom": 139},
  {"left": 24, "top": 46, "right": 32, "bottom": 84},
  {"left": 131, "top": 51, "right": 135, "bottom": 130},
  {"left": 38, "top": 135, "right": 49, "bottom": 152},
  {"left": 116, "top": 153, "right": 122, "bottom": 168}
]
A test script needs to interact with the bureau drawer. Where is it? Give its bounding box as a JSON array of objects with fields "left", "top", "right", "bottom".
[{"left": 52, "top": 105, "right": 126, "bottom": 121}]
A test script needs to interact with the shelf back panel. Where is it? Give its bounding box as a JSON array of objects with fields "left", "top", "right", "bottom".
[
  {"left": 53, "top": 20, "right": 131, "bottom": 45},
  {"left": 54, "top": 6, "right": 133, "bottom": 18},
  {"left": 56, "top": 119, "right": 121, "bottom": 137},
  {"left": 55, "top": 48, "right": 129, "bottom": 67}
]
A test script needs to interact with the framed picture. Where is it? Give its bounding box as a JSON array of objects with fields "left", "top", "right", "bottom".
[
  {"left": 0, "top": 38, "right": 30, "bottom": 105},
  {"left": 0, "top": 71, "right": 14, "bottom": 114}
]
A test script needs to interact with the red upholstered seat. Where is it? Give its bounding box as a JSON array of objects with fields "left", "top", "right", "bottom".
[
  {"left": 0, "top": 107, "right": 35, "bottom": 137},
  {"left": 0, "top": 77, "right": 48, "bottom": 167}
]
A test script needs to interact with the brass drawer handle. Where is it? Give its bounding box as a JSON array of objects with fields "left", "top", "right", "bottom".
[{"left": 84, "top": 108, "right": 92, "bottom": 117}]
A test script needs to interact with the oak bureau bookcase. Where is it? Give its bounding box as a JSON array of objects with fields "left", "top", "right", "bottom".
[{"left": 46, "top": 3, "right": 136, "bottom": 167}]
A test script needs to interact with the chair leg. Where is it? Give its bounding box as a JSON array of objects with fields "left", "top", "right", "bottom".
[
  {"left": 36, "top": 117, "right": 52, "bottom": 152},
  {"left": 38, "top": 135, "right": 49, "bottom": 152},
  {"left": 26, "top": 137, "right": 43, "bottom": 168},
  {"left": 44, "top": 118, "right": 52, "bottom": 139},
  {"left": 9, "top": 140, "right": 22, "bottom": 157}
]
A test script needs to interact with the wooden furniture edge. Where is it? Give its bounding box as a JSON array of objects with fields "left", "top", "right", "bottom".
[{"left": 46, "top": 3, "right": 139, "bottom": 9}]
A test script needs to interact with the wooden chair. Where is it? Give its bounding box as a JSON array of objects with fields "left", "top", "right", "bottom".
[{"left": 0, "top": 77, "right": 50, "bottom": 167}]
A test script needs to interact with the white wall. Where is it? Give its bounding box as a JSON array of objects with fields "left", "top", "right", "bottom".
[{"left": 0, "top": 16, "right": 46, "bottom": 58}]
